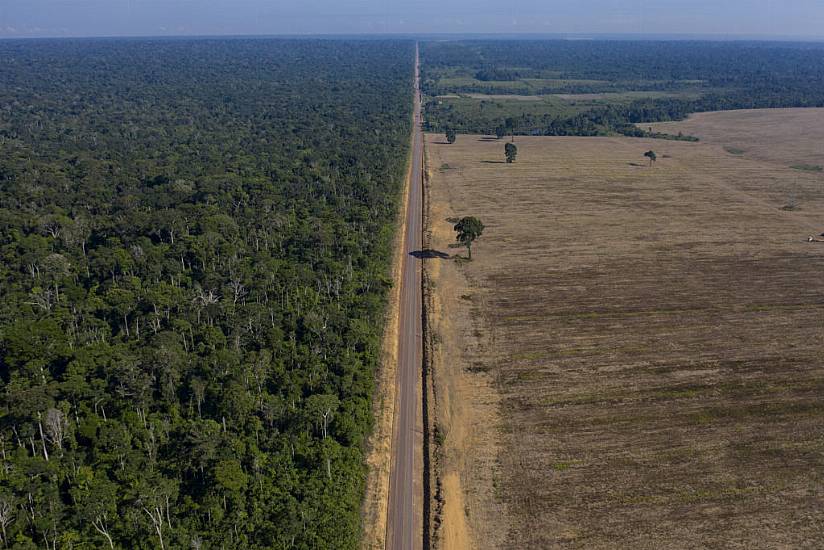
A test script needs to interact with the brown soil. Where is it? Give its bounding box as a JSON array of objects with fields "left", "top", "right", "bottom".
[
  {"left": 425, "top": 125, "right": 824, "bottom": 548},
  {"left": 647, "top": 108, "right": 824, "bottom": 168},
  {"left": 424, "top": 152, "right": 506, "bottom": 550}
]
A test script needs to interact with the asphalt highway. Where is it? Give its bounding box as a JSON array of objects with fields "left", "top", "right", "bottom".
[{"left": 386, "top": 43, "right": 424, "bottom": 550}]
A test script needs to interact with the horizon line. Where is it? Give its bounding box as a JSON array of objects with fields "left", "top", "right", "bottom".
[{"left": 2, "top": 31, "right": 824, "bottom": 43}]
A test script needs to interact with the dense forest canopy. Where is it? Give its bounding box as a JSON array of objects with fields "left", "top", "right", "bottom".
[
  {"left": 423, "top": 40, "right": 824, "bottom": 85},
  {"left": 0, "top": 37, "right": 413, "bottom": 548},
  {"left": 421, "top": 40, "right": 824, "bottom": 136}
]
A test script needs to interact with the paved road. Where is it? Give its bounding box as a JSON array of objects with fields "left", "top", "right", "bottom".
[{"left": 386, "top": 43, "right": 423, "bottom": 550}]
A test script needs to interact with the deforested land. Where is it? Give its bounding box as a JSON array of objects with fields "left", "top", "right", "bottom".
[
  {"left": 424, "top": 111, "right": 824, "bottom": 548},
  {"left": 421, "top": 40, "right": 824, "bottom": 139}
]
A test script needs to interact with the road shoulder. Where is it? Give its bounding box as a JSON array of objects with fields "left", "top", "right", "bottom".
[
  {"left": 360, "top": 54, "right": 418, "bottom": 550},
  {"left": 424, "top": 133, "right": 507, "bottom": 550}
]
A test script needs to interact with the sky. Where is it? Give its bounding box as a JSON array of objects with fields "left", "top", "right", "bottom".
[{"left": 1, "top": 0, "right": 823, "bottom": 39}]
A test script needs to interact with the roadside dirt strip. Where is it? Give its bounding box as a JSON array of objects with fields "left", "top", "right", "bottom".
[{"left": 386, "top": 44, "right": 425, "bottom": 550}]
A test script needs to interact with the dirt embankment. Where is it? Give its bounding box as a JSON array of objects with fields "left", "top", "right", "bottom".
[{"left": 423, "top": 141, "right": 508, "bottom": 550}]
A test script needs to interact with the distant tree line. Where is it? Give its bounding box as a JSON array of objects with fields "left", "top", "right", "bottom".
[
  {"left": 421, "top": 40, "right": 824, "bottom": 137},
  {"left": 422, "top": 40, "right": 824, "bottom": 90}
]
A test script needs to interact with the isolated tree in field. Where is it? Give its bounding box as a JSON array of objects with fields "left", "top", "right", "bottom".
[
  {"left": 644, "top": 150, "right": 657, "bottom": 166},
  {"left": 505, "top": 142, "right": 518, "bottom": 163},
  {"left": 454, "top": 216, "right": 485, "bottom": 260},
  {"left": 494, "top": 125, "right": 506, "bottom": 140},
  {"left": 505, "top": 117, "right": 516, "bottom": 141},
  {"left": 445, "top": 128, "right": 456, "bottom": 144}
]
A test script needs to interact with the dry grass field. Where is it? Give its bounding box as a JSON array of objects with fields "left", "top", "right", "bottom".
[
  {"left": 424, "top": 117, "right": 824, "bottom": 549},
  {"left": 648, "top": 108, "right": 824, "bottom": 169}
]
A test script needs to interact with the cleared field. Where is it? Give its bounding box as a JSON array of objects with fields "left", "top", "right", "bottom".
[
  {"left": 436, "top": 76, "right": 610, "bottom": 94},
  {"left": 464, "top": 93, "right": 545, "bottom": 101},
  {"left": 445, "top": 90, "right": 701, "bottom": 103},
  {"left": 437, "top": 76, "right": 531, "bottom": 93},
  {"left": 648, "top": 108, "right": 824, "bottom": 169},
  {"left": 425, "top": 91, "right": 706, "bottom": 136},
  {"left": 425, "top": 127, "right": 824, "bottom": 548},
  {"left": 433, "top": 94, "right": 575, "bottom": 110},
  {"left": 425, "top": 95, "right": 585, "bottom": 134},
  {"left": 555, "top": 90, "right": 703, "bottom": 102}
]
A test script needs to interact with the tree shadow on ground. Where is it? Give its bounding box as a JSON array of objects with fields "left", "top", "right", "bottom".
[
  {"left": 431, "top": 141, "right": 451, "bottom": 145},
  {"left": 478, "top": 137, "right": 500, "bottom": 141},
  {"left": 410, "top": 249, "right": 451, "bottom": 259},
  {"left": 481, "top": 160, "right": 506, "bottom": 164},
  {"left": 627, "top": 162, "right": 645, "bottom": 167}
]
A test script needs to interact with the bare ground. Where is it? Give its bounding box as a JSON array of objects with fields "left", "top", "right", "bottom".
[
  {"left": 424, "top": 162, "right": 505, "bottom": 550},
  {"left": 425, "top": 123, "right": 824, "bottom": 549},
  {"left": 647, "top": 108, "right": 824, "bottom": 168}
]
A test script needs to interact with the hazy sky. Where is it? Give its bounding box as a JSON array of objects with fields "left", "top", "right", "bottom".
[{"left": 1, "top": 0, "right": 823, "bottom": 39}]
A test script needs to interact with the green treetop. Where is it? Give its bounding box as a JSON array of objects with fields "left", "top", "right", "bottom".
[{"left": 453, "top": 216, "right": 485, "bottom": 260}]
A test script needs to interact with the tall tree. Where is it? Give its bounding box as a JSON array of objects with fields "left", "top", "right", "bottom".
[
  {"left": 445, "top": 128, "right": 457, "bottom": 144},
  {"left": 505, "top": 117, "right": 517, "bottom": 142},
  {"left": 453, "top": 216, "right": 485, "bottom": 260},
  {"left": 644, "top": 150, "right": 657, "bottom": 167},
  {"left": 505, "top": 142, "right": 518, "bottom": 164}
]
